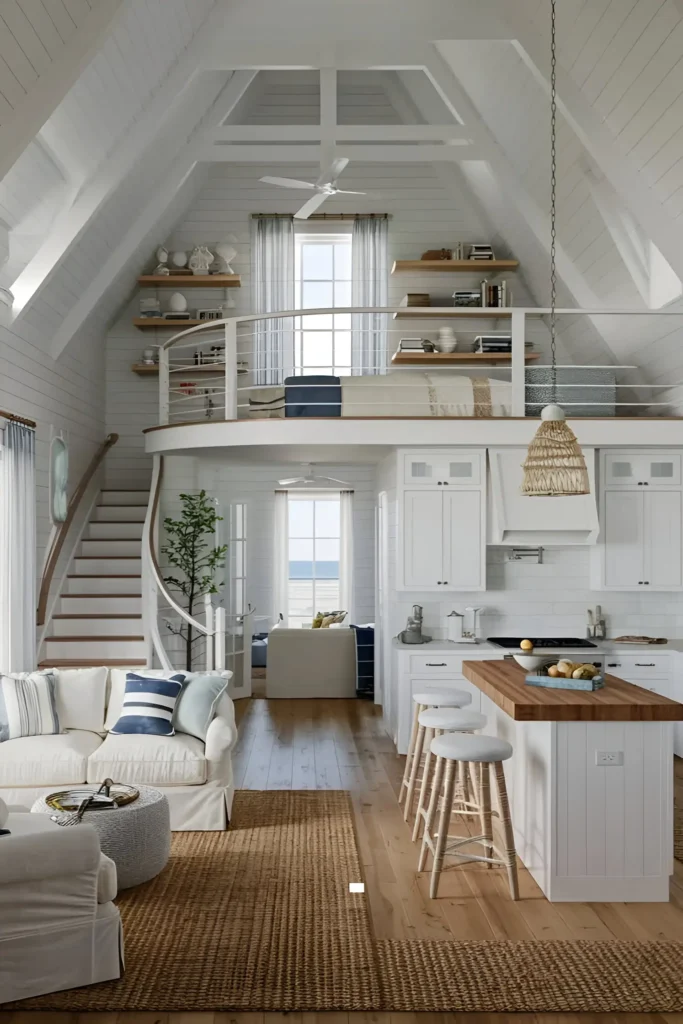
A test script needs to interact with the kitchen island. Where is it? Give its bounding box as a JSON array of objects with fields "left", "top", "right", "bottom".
[{"left": 463, "top": 659, "right": 683, "bottom": 902}]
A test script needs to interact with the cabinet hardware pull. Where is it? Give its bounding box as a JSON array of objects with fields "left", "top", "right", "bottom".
[
  {"left": 438, "top": 481, "right": 443, "bottom": 485},
  {"left": 427, "top": 662, "right": 448, "bottom": 667},
  {"left": 443, "top": 480, "right": 449, "bottom": 485},
  {"left": 443, "top": 581, "right": 448, "bottom": 585},
  {"left": 607, "top": 663, "right": 620, "bottom": 667},
  {"left": 638, "top": 581, "right": 643, "bottom": 585},
  {"left": 635, "top": 663, "right": 656, "bottom": 667},
  {"left": 644, "top": 581, "right": 650, "bottom": 584},
  {"left": 437, "top": 581, "right": 442, "bottom": 585}
]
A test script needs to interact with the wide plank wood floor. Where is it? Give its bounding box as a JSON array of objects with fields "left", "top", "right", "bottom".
[{"left": 4, "top": 695, "right": 683, "bottom": 1024}]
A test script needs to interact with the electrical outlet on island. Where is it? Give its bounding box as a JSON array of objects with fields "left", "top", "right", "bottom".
[{"left": 596, "top": 750, "right": 624, "bottom": 766}]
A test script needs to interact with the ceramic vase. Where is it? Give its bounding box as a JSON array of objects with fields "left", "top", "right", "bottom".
[
  {"left": 169, "top": 292, "right": 188, "bottom": 313},
  {"left": 436, "top": 326, "right": 458, "bottom": 353},
  {"left": 171, "top": 251, "right": 188, "bottom": 269}
]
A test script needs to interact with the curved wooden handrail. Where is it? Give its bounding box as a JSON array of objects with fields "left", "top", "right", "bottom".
[{"left": 37, "top": 432, "right": 119, "bottom": 625}]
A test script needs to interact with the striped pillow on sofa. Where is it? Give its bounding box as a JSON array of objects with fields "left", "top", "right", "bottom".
[
  {"left": 110, "top": 673, "right": 185, "bottom": 736},
  {"left": 0, "top": 671, "right": 60, "bottom": 742}
]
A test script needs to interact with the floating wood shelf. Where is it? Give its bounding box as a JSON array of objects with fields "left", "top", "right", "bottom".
[
  {"left": 132, "top": 363, "right": 248, "bottom": 376},
  {"left": 392, "top": 259, "right": 519, "bottom": 273},
  {"left": 394, "top": 307, "right": 516, "bottom": 319},
  {"left": 137, "top": 274, "right": 241, "bottom": 287},
  {"left": 133, "top": 318, "right": 204, "bottom": 331},
  {"left": 391, "top": 351, "right": 540, "bottom": 365}
]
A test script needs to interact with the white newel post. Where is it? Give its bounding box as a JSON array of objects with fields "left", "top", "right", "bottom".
[
  {"left": 159, "top": 345, "right": 170, "bottom": 425},
  {"left": 224, "top": 319, "right": 238, "bottom": 420},
  {"left": 204, "top": 594, "right": 215, "bottom": 672},
  {"left": 214, "top": 605, "right": 226, "bottom": 670},
  {"left": 510, "top": 310, "right": 526, "bottom": 417}
]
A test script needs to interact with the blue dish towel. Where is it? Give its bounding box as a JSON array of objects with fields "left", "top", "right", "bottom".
[
  {"left": 284, "top": 375, "right": 341, "bottom": 417},
  {"left": 350, "top": 625, "right": 374, "bottom": 700}
]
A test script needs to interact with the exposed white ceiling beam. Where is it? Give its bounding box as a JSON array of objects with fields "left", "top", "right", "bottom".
[
  {"left": 0, "top": 0, "right": 125, "bottom": 182},
  {"left": 209, "top": 125, "right": 471, "bottom": 142},
  {"left": 200, "top": 143, "right": 483, "bottom": 162},
  {"left": 319, "top": 67, "right": 337, "bottom": 173},
  {"left": 584, "top": 167, "right": 650, "bottom": 307},
  {"left": 497, "top": 27, "right": 683, "bottom": 285},
  {"left": 48, "top": 71, "right": 257, "bottom": 359},
  {"left": 200, "top": 42, "right": 433, "bottom": 71}
]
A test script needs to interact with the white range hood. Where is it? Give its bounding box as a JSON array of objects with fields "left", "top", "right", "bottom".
[{"left": 488, "top": 447, "right": 599, "bottom": 546}]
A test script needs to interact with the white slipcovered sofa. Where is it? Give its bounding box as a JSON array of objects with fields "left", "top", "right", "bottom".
[
  {"left": 0, "top": 811, "right": 123, "bottom": 1003},
  {"left": 0, "top": 667, "right": 238, "bottom": 830}
]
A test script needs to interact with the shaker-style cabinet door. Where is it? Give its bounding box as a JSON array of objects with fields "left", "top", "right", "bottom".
[
  {"left": 442, "top": 489, "right": 485, "bottom": 590},
  {"left": 644, "top": 490, "right": 683, "bottom": 589},
  {"left": 401, "top": 490, "right": 444, "bottom": 590},
  {"left": 603, "top": 490, "right": 644, "bottom": 588}
]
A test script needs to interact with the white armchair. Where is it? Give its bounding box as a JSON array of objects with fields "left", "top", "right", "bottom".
[{"left": 0, "top": 813, "right": 123, "bottom": 1003}]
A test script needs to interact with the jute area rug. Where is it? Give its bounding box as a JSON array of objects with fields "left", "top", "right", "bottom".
[{"left": 7, "top": 789, "right": 683, "bottom": 1013}]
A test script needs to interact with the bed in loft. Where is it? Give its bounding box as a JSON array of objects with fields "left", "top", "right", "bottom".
[{"left": 246, "top": 372, "right": 513, "bottom": 418}]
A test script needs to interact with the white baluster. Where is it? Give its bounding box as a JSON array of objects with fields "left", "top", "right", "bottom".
[
  {"left": 204, "top": 593, "right": 215, "bottom": 672},
  {"left": 214, "top": 606, "right": 226, "bottom": 670},
  {"left": 224, "top": 319, "right": 238, "bottom": 420},
  {"left": 510, "top": 309, "right": 526, "bottom": 417},
  {"left": 159, "top": 345, "right": 170, "bottom": 424}
]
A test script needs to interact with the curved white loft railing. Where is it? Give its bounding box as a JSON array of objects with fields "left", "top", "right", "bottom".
[{"left": 154, "top": 306, "right": 683, "bottom": 424}]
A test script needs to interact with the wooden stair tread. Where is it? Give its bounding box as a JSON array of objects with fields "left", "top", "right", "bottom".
[
  {"left": 53, "top": 613, "right": 141, "bottom": 619},
  {"left": 67, "top": 574, "right": 142, "bottom": 578},
  {"left": 39, "top": 659, "right": 146, "bottom": 667},
  {"left": 65, "top": 593, "right": 142, "bottom": 598},
  {"left": 76, "top": 555, "right": 141, "bottom": 559},
  {"left": 46, "top": 635, "right": 145, "bottom": 642}
]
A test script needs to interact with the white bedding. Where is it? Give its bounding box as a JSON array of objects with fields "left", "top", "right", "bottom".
[{"left": 339, "top": 372, "right": 512, "bottom": 417}]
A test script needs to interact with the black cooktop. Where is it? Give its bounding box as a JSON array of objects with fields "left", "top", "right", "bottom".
[{"left": 487, "top": 637, "right": 598, "bottom": 649}]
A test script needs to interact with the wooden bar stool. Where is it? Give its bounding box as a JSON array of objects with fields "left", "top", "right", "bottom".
[
  {"left": 418, "top": 732, "right": 519, "bottom": 901},
  {"left": 399, "top": 687, "right": 472, "bottom": 822},
  {"left": 411, "top": 707, "right": 487, "bottom": 843}
]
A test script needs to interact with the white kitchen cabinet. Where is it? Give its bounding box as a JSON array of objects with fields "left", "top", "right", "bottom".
[
  {"left": 595, "top": 450, "right": 683, "bottom": 591},
  {"left": 401, "top": 449, "right": 482, "bottom": 488},
  {"left": 400, "top": 488, "right": 485, "bottom": 591},
  {"left": 604, "top": 452, "right": 681, "bottom": 488}
]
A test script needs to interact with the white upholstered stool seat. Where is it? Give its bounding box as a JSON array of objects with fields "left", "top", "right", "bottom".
[
  {"left": 411, "top": 688, "right": 472, "bottom": 708},
  {"left": 431, "top": 732, "right": 513, "bottom": 763},
  {"left": 418, "top": 708, "right": 486, "bottom": 733},
  {"left": 419, "top": 730, "right": 519, "bottom": 901}
]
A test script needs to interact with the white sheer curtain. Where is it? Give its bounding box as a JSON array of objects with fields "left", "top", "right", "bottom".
[
  {"left": 273, "top": 490, "right": 290, "bottom": 626},
  {"left": 339, "top": 490, "right": 354, "bottom": 623},
  {"left": 351, "top": 215, "right": 389, "bottom": 376},
  {"left": 251, "top": 216, "right": 295, "bottom": 385},
  {"left": 0, "top": 421, "right": 36, "bottom": 672}
]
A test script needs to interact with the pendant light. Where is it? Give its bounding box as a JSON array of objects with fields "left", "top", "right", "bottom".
[{"left": 521, "top": 0, "right": 589, "bottom": 497}]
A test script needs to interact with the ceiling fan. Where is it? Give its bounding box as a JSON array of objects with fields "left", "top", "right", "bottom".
[
  {"left": 278, "top": 464, "right": 351, "bottom": 487},
  {"left": 260, "top": 157, "right": 368, "bottom": 219}
]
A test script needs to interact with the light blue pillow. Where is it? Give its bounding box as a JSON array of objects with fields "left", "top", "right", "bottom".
[{"left": 173, "top": 674, "right": 228, "bottom": 741}]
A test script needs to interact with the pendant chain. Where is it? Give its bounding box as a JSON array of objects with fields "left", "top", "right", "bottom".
[{"left": 550, "top": 0, "right": 558, "bottom": 400}]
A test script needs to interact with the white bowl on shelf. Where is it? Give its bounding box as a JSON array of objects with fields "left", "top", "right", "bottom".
[{"left": 513, "top": 653, "right": 555, "bottom": 671}]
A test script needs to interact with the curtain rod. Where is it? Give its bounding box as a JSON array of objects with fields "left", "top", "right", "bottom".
[
  {"left": 274, "top": 487, "right": 355, "bottom": 494},
  {"left": 0, "top": 409, "right": 36, "bottom": 428},
  {"left": 251, "top": 213, "right": 389, "bottom": 220}
]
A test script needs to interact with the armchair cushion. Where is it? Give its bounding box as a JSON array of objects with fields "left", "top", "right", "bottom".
[
  {"left": 87, "top": 731, "right": 207, "bottom": 786},
  {"left": 0, "top": 731, "right": 101, "bottom": 786}
]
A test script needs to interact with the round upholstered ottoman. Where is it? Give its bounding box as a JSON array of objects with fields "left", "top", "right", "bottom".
[{"left": 31, "top": 785, "right": 171, "bottom": 889}]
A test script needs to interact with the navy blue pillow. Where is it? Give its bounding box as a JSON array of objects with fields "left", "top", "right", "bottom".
[
  {"left": 284, "top": 375, "right": 341, "bottom": 417},
  {"left": 110, "top": 673, "right": 185, "bottom": 736}
]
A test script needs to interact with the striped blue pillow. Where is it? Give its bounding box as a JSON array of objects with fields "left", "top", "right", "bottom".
[{"left": 110, "top": 673, "right": 185, "bottom": 736}]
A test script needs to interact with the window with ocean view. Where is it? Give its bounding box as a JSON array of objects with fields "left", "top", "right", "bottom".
[{"left": 287, "top": 493, "right": 340, "bottom": 627}]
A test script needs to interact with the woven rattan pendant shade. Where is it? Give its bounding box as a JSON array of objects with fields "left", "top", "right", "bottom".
[{"left": 521, "top": 0, "right": 589, "bottom": 497}]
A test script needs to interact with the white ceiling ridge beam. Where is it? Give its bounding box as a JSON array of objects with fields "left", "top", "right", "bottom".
[
  {"left": 9, "top": 4, "right": 238, "bottom": 317},
  {"left": 209, "top": 125, "right": 472, "bottom": 141},
  {"left": 0, "top": 0, "right": 125, "bottom": 182},
  {"left": 584, "top": 166, "right": 650, "bottom": 307},
  {"left": 319, "top": 66, "right": 337, "bottom": 174},
  {"left": 423, "top": 49, "right": 601, "bottom": 310},
  {"left": 503, "top": 27, "right": 683, "bottom": 285},
  {"left": 48, "top": 71, "right": 257, "bottom": 360},
  {"left": 200, "top": 42, "right": 433, "bottom": 71},
  {"left": 200, "top": 144, "right": 484, "bottom": 162}
]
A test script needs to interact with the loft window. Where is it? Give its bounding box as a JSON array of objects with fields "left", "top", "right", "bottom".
[{"left": 294, "top": 229, "right": 352, "bottom": 375}]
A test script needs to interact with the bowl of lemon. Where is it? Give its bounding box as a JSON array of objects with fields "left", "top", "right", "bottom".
[{"left": 512, "top": 639, "right": 555, "bottom": 672}]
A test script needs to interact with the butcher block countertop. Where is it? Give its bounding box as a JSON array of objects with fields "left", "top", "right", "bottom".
[{"left": 462, "top": 659, "right": 683, "bottom": 722}]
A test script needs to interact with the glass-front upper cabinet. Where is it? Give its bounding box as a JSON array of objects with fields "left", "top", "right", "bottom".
[
  {"left": 400, "top": 449, "right": 483, "bottom": 488},
  {"left": 604, "top": 452, "right": 681, "bottom": 489}
]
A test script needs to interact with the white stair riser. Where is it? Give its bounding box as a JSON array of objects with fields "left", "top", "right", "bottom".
[
  {"left": 92, "top": 506, "right": 147, "bottom": 523},
  {"left": 66, "top": 577, "right": 141, "bottom": 595},
  {"left": 88, "top": 522, "right": 144, "bottom": 540},
  {"left": 80, "top": 539, "right": 140, "bottom": 557},
  {"left": 45, "top": 638, "right": 147, "bottom": 660},
  {"left": 73, "top": 557, "right": 142, "bottom": 575},
  {"left": 60, "top": 596, "right": 142, "bottom": 615},
  {"left": 52, "top": 617, "right": 143, "bottom": 637},
  {"left": 100, "top": 491, "right": 149, "bottom": 506}
]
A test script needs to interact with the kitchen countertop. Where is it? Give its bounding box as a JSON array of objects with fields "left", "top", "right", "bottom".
[
  {"left": 393, "top": 637, "right": 683, "bottom": 654},
  {"left": 462, "top": 659, "right": 683, "bottom": 722}
]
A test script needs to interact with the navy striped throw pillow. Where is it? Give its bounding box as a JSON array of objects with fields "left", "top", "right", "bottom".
[{"left": 110, "top": 673, "right": 185, "bottom": 736}]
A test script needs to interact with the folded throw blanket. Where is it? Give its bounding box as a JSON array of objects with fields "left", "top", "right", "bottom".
[{"left": 248, "top": 386, "right": 285, "bottom": 418}]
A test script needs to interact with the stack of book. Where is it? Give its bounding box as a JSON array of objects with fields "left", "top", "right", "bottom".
[
  {"left": 399, "top": 293, "right": 431, "bottom": 308},
  {"left": 469, "top": 244, "right": 495, "bottom": 261},
  {"left": 480, "top": 280, "right": 511, "bottom": 307},
  {"left": 474, "top": 334, "right": 512, "bottom": 354},
  {"left": 452, "top": 242, "right": 465, "bottom": 259},
  {"left": 397, "top": 337, "right": 426, "bottom": 352}
]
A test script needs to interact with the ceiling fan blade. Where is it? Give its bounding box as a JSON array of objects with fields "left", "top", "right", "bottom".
[
  {"left": 316, "top": 156, "right": 349, "bottom": 186},
  {"left": 259, "top": 176, "right": 316, "bottom": 190},
  {"left": 278, "top": 476, "right": 303, "bottom": 486},
  {"left": 334, "top": 189, "right": 367, "bottom": 195},
  {"left": 294, "top": 192, "right": 329, "bottom": 219}
]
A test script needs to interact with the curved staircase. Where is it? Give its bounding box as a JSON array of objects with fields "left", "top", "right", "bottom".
[{"left": 39, "top": 489, "right": 149, "bottom": 669}]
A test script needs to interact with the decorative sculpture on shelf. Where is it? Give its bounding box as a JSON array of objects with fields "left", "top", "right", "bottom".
[
  {"left": 169, "top": 292, "right": 188, "bottom": 312},
  {"left": 188, "top": 245, "right": 214, "bottom": 275},
  {"left": 171, "top": 250, "right": 188, "bottom": 269},
  {"left": 154, "top": 245, "right": 170, "bottom": 275},
  {"left": 213, "top": 244, "right": 237, "bottom": 274}
]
